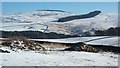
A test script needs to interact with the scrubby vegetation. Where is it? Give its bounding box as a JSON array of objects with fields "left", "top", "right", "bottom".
[{"left": 1, "top": 36, "right": 47, "bottom": 52}]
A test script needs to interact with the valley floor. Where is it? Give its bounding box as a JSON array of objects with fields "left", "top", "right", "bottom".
[{"left": 0, "top": 51, "right": 119, "bottom": 66}]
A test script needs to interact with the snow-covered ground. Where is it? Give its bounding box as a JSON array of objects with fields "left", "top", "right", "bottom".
[
  {"left": 0, "top": 23, "right": 47, "bottom": 32},
  {"left": 0, "top": 53, "right": 2, "bottom": 68},
  {"left": 0, "top": 51, "right": 119, "bottom": 66}
]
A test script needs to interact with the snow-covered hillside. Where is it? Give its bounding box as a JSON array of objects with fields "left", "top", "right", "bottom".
[{"left": 0, "top": 10, "right": 118, "bottom": 35}]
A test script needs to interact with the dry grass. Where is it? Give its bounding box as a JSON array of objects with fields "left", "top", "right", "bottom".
[{"left": 41, "top": 43, "right": 70, "bottom": 49}]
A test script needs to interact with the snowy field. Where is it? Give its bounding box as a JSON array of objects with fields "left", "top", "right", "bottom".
[
  {"left": 86, "top": 37, "right": 119, "bottom": 47},
  {"left": 0, "top": 23, "right": 47, "bottom": 32},
  {"left": 0, "top": 51, "right": 119, "bottom": 66},
  {"left": 30, "top": 36, "right": 119, "bottom": 47}
]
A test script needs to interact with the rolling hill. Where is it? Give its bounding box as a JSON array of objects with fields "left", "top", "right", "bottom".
[{"left": 0, "top": 10, "right": 118, "bottom": 36}]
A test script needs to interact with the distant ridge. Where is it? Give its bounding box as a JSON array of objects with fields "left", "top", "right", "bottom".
[{"left": 37, "top": 9, "right": 67, "bottom": 12}]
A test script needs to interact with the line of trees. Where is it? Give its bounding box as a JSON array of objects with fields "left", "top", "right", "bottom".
[
  {"left": 95, "top": 27, "right": 120, "bottom": 36},
  {"left": 1, "top": 31, "right": 79, "bottom": 39},
  {"left": 0, "top": 27, "right": 119, "bottom": 39}
]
